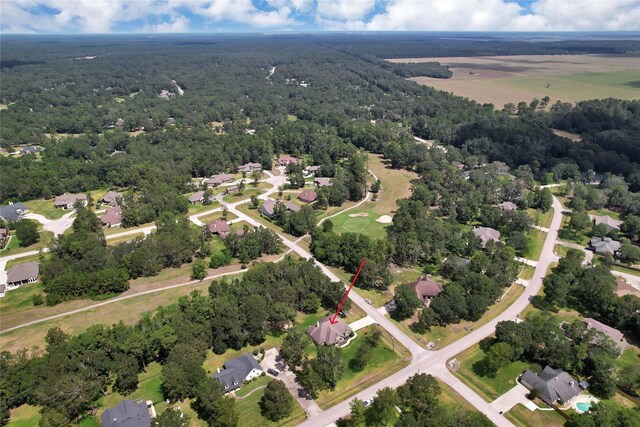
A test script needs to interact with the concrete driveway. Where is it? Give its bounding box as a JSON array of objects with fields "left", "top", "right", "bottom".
[
  {"left": 491, "top": 382, "right": 535, "bottom": 413},
  {"left": 260, "top": 348, "right": 322, "bottom": 418}
]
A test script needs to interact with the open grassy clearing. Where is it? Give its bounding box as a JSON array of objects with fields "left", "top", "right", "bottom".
[
  {"left": 396, "top": 283, "right": 524, "bottom": 349},
  {"left": 8, "top": 404, "right": 41, "bottom": 427},
  {"left": 558, "top": 213, "right": 590, "bottom": 246},
  {"left": 21, "top": 199, "right": 68, "bottom": 219},
  {"left": 524, "top": 229, "right": 546, "bottom": 261},
  {"left": 235, "top": 377, "right": 306, "bottom": 427},
  {"left": 0, "top": 230, "right": 54, "bottom": 256},
  {"left": 588, "top": 208, "right": 622, "bottom": 220},
  {"left": 611, "top": 264, "right": 640, "bottom": 277},
  {"left": 105, "top": 232, "right": 145, "bottom": 246},
  {"left": 315, "top": 326, "right": 411, "bottom": 409},
  {"left": 393, "top": 55, "right": 640, "bottom": 107},
  {"left": 527, "top": 208, "right": 554, "bottom": 228},
  {"left": 505, "top": 403, "right": 566, "bottom": 427},
  {"left": 198, "top": 211, "right": 237, "bottom": 225},
  {"left": 453, "top": 344, "right": 542, "bottom": 402},
  {"left": 0, "top": 268, "right": 245, "bottom": 352},
  {"left": 0, "top": 282, "right": 45, "bottom": 316},
  {"left": 103, "top": 222, "right": 154, "bottom": 236},
  {"left": 518, "top": 264, "right": 535, "bottom": 280},
  {"left": 187, "top": 200, "right": 221, "bottom": 214}
]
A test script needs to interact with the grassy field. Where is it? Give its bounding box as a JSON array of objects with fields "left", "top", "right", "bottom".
[
  {"left": 187, "top": 200, "right": 221, "bottom": 214},
  {"left": 505, "top": 403, "right": 566, "bottom": 427},
  {"left": 0, "top": 231, "right": 54, "bottom": 256},
  {"left": 610, "top": 264, "right": 640, "bottom": 277},
  {"left": 527, "top": 208, "right": 554, "bottom": 228},
  {"left": 235, "top": 377, "right": 306, "bottom": 427},
  {"left": 524, "top": 229, "right": 546, "bottom": 261},
  {"left": 588, "top": 208, "right": 622, "bottom": 220},
  {"left": 315, "top": 326, "right": 411, "bottom": 409},
  {"left": 106, "top": 232, "right": 145, "bottom": 246},
  {"left": 21, "top": 199, "right": 69, "bottom": 219},
  {"left": 103, "top": 222, "right": 153, "bottom": 236},
  {"left": 558, "top": 213, "right": 590, "bottom": 246},
  {"left": 397, "top": 283, "right": 524, "bottom": 349},
  {"left": 394, "top": 55, "right": 640, "bottom": 107},
  {"left": 454, "top": 344, "right": 542, "bottom": 402},
  {"left": 0, "top": 268, "right": 244, "bottom": 352},
  {"left": 518, "top": 264, "right": 535, "bottom": 280},
  {"left": 0, "top": 282, "right": 45, "bottom": 316},
  {"left": 328, "top": 154, "right": 417, "bottom": 239}
]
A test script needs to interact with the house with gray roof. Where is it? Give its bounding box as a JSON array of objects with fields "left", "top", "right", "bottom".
[
  {"left": 100, "top": 207, "right": 123, "bottom": 228},
  {"left": 100, "top": 399, "right": 151, "bottom": 427},
  {"left": 208, "top": 220, "right": 230, "bottom": 238},
  {"left": 259, "top": 199, "right": 300, "bottom": 218},
  {"left": 6, "top": 262, "right": 39, "bottom": 289},
  {"left": 20, "top": 146, "right": 39, "bottom": 155},
  {"left": 188, "top": 191, "right": 205, "bottom": 204},
  {"left": 498, "top": 201, "right": 518, "bottom": 212},
  {"left": 314, "top": 177, "right": 331, "bottom": 187},
  {"left": 589, "top": 237, "right": 621, "bottom": 256},
  {"left": 304, "top": 165, "right": 321, "bottom": 175},
  {"left": 307, "top": 316, "right": 353, "bottom": 347},
  {"left": 520, "top": 366, "right": 584, "bottom": 406},
  {"left": 473, "top": 227, "right": 501, "bottom": 248},
  {"left": 590, "top": 215, "right": 623, "bottom": 231},
  {"left": 237, "top": 162, "right": 262, "bottom": 173},
  {"left": 100, "top": 191, "right": 123, "bottom": 206},
  {"left": 0, "top": 203, "right": 29, "bottom": 222},
  {"left": 54, "top": 193, "right": 88, "bottom": 209},
  {"left": 212, "top": 353, "right": 263, "bottom": 393}
]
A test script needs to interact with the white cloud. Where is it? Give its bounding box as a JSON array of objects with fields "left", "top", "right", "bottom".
[
  {"left": 337, "top": 0, "right": 640, "bottom": 31},
  {"left": 316, "top": 0, "right": 376, "bottom": 21},
  {"left": 141, "top": 16, "right": 190, "bottom": 33}
]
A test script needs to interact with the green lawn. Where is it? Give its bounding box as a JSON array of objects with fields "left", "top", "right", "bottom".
[
  {"left": 0, "top": 281, "right": 45, "bottom": 316},
  {"left": 454, "top": 344, "right": 542, "bottom": 402},
  {"left": 330, "top": 208, "right": 389, "bottom": 239},
  {"left": 524, "top": 229, "right": 546, "bottom": 261},
  {"left": 22, "top": 199, "right": 67, "bottom": 219},
  {"left": 106, "top": 232, "right": 145, "bottom": 246},
  {"left": 0, "top": 231, "right": 54, "bottom": 256},
  {"left": 518, "top": 264, "right": 535, "bottom": 280},
  {"left": 8, "top": 404, "right": 41, "bottom": 427},
  {"left": 616, "top": 347, "right": 640, "bottom": 370},
  {"left": 554, "top": 244, "right": 569, "bottom": 258},
  {"left": 187, "top": 200, "right": 221, "bottom": 214},
  {"left": 558, "top": 213, "right": 590, "bottom": 246},
  {"left": 610, "top": 264, "right": 640, "bottom": 277},
  {"left": 315, "top": 326, "right": 410, "bottom": 409},
  {"left": 505, "top": 403, "right": 566, "bottom": 427},
  {"left": 235, "top": 377, "right": 306, "bottom": 427},
  {"left": 527, "top": 208, "right": 554, "bottom": 228},
  {"left": 588, "top": 208, "right": 622, "bottom": 220}
]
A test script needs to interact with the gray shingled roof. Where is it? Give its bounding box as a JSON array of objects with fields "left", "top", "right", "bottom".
[
  {"left": 473, "top": 227, "right": 501, "bottom": 248},
  {"left": 101, "top": 191, "right": 123, "bottom": 204},
  {"left": 520, "top": 366, "right": 582, "bottom": 405},
  {"left": 590, "top": 215, "right": 623, "bottom": 230},
  {"left": 212, "top": 353, "right": 262, "bottom": 392},
  {"left": 590, "top": 237, "right": 621, "bottom": 255},
  {"left": 0, "top": 203, "right": 29, "bottom": 222},
  {"left": 6, "top": 262, "right": 39, "bottom": 285},
  {"left": 100, "top": 400, "right": 151, "bottom": 427},
  {"left": 54, "top": 193, "right": 87, "bottom": 207}
]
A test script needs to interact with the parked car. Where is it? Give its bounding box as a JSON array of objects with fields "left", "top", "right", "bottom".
[
  {"left": 364, "top": 299, "right": 372, "bottom": 305},
  {"left": 267, "top": 368, "right": 279, "bottom": 377},
  {"left": 363, "top": 398, "right": 374, "bottom": 407}
]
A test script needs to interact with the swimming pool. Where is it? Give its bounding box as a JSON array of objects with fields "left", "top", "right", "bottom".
[{"left": 576, "top": 402, "right": 592, "bottom": 412}]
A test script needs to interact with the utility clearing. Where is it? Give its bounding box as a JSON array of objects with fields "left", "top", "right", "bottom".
[{"left": 388, "top": 54, "right": 640, "bottom": 107}]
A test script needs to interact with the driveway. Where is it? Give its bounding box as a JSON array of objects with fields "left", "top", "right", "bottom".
[
  {"left": 348, "top": 315, "right": 377, "bottom": 332},
  {"left": 260, "top": 348, "right": 322, "bottom": 418},
  {"left": 491, "top": 382, "right": 534, "bottom": 413}
]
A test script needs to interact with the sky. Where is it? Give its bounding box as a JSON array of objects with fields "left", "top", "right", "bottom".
[{"left": 1, "top": 0, "right": 639, "bottom": 34}]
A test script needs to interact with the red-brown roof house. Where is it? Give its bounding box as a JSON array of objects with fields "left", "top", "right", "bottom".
[
  {"left": 298, "top": 190, "right": 317, "bottom": 203},
  {"left": 189, "top": 191, "right": 205, "bottom": 204},
  {"left": 208, "top": 220, "right": 230, "bottom": 238},
  {"left": 100, "top": 206, "right": 123, "bottom": 228},
  {"left": 277, "top": 155, "right": 299, "bottom": 166},
  {"left": 411, "top": 277, "right": 444, "bottom": 305}
]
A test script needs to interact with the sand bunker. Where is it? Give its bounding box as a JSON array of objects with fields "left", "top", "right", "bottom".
[
  {"left": 349, "top": 213, "right": 369, "bottom": 217},
  {"left": 376, "top": 215, "right": 393, "bottom": 224}
]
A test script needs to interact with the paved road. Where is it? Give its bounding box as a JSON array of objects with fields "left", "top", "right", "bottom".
[{"left": 297, "top": 196, "right": 564, "bottom": 427}]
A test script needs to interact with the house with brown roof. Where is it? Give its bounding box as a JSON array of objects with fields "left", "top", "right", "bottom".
[
  {"left": 277, "top": 155, "right": 299, "bottom": 166},
  {"left": 6, "top": 262, "right": 39, "bottom": 289},
  {"left": 54, "top": 193, "right": 88, "bottom": 209},
  {"left": 259, "top": 199, "right": 300, "bottom": 217},
  {"left": 208, "top": 220, "right": 230, "bottom": 238},
  {"left": 307, "top": 316, "right": 353, "bottom": 346},
  {"left": 298, "top": 190, "right": 317, "bottom": 203},
  {"left": 284, "top": 201, "right": 301, "bottom": 213},
  {"left": 314, "top": 177, "right": 331, "bottom": 187},
  {"left": 473, "top": 227, "right": 501, "bottom": 248},
  {"left": 224, "top": 186, "right": 240, "bottom": 195},
  {"left": 498, "top": 201, "right": 517, "bottom": 212},
  {"left": 411, "top": 277, "right": 444, "bottom": 306},
  {"left": 189, "top": 191, "right": 205, "bottom": 204},
  {"left": 100, "top": 191, "right": 123, "bottom": 206},
  {"left": 204, "top": 173, "right": 234, "bottom": 187},
  {"left": 100, "top": 206, "right": 123, "bottom": 228},
  {"left": 590, "top": 215, "right": 623, "bottom": 231},
  {"left": 584, "top": 318, "right": 625, "bottom": 351}
]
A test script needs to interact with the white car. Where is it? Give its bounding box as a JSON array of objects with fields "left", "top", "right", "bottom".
[
  {"left": 364, "top": 299, "right": 372, "bottom": 305},
  {"left": 363, "top": 398, "right": 374, "bottom": 407}
]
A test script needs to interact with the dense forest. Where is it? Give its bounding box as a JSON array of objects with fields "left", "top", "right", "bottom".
[{"left": 1, "top": 35, "right": 640, "bottom": 203}]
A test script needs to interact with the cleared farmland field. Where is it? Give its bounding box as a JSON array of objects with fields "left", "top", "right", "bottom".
[{"left": 387, "top": 55, "right": 640, "bottom": 107}]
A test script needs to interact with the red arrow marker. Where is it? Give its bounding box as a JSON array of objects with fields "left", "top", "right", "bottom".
[{"left": 330, "top": 258, "right": 367, "bottom": 324}]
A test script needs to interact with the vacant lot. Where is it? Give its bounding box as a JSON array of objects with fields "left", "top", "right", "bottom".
[{"left": 388, "top": 55, "right": 640, "bottom": 107}]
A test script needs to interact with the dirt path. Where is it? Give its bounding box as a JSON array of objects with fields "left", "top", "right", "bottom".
[{"left": 171, "top": 80, "right": 184, "bottom": 96}]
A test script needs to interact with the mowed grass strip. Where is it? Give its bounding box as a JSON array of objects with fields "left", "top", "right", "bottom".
[
  {"left": 524, "top": 229, "right": 546, "bottom": 261},
  {"left": 505, "top": 403, "right": 565, "bottom": 427},
  {"left": 453, "top": 344, "right": 541, "bottom": 402},
  {"left": 527, "top": 208, "right": 554, "bottom": 228},
  {"left": 22, "top": 199, "right": 68, "bottom": 219}
]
